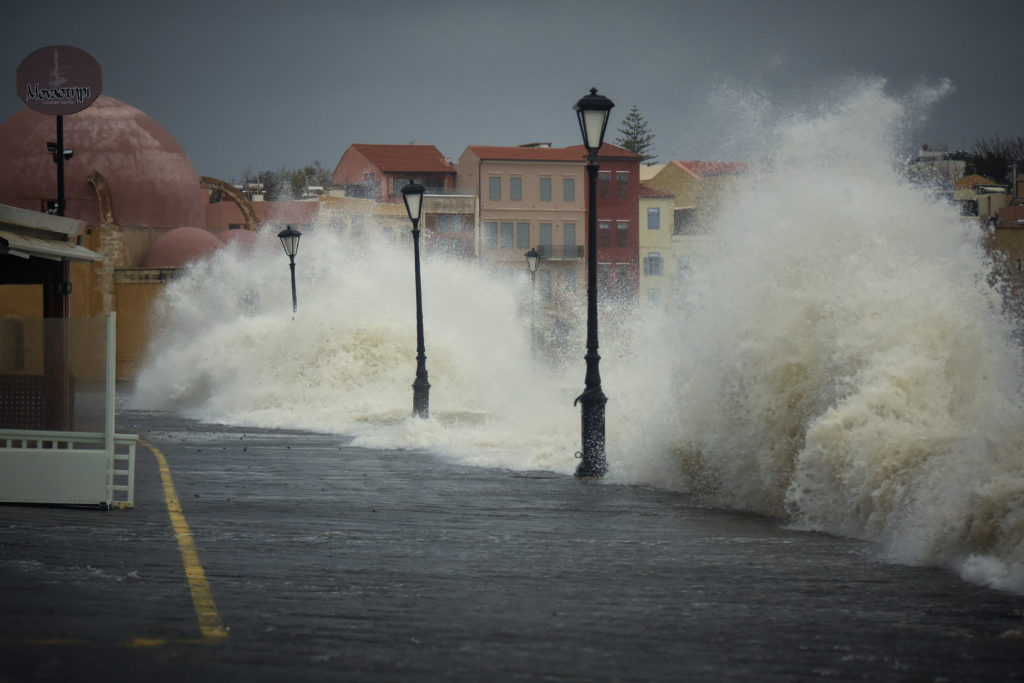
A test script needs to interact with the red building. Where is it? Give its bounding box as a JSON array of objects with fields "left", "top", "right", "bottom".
[
  {"left": 567, "top": 143, "right": 642, "bottom": 302},
  {"left": 331, "top": 144, "right": 456, "bottom": 202},
  {"left": 332, "top": 144, "right": 474, "bottom": 258}
]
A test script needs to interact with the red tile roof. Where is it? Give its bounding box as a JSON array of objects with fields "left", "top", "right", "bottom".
[
  {"left": 954, "top": 174, "right": 998, "bottom": 189},
  {"left": 351, "top": 144, "right": 454, "bottom": 174},
  {"left": 563, "top": 142, "right": 642, "bottom": 159},
  {"left": 639, "top": 184, "right": 675, "bottom": 199},
  {"left": 466, "top": 142, "right": 641, "bottom": 162},
  {"left": 466, "top": 145, "right": 587, "bottom": 162},
  {"left": 672, "top": 160, "right": 749, "bottom": 178}
]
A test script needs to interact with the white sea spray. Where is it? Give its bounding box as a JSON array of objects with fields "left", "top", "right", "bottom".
[{"left": 135, "top": 78, "right": 1024, "bottom": 592}]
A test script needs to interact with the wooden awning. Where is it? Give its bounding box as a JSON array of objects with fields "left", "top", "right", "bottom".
[{"left": 0, "top": 203, "right": 100, "bottom": 263}]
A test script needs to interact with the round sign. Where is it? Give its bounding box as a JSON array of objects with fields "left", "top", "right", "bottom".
[{"left": 16, "top": 45, "right": 102, "bottom": 115}]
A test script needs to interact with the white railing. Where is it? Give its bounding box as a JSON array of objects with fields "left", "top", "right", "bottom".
[
  {"left": 0, "top": 313, "right": 137, "bottom": 508},
  {"left": 0, "top": 429, "right": 136, "bottom": 508}
]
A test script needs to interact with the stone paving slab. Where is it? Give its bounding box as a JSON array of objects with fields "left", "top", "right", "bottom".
[{"left": 1, "top": 411, "right": 1023, "bottom": 681}]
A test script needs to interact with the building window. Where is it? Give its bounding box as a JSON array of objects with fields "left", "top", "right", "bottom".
[
  {"left": 437, "top": 238, "right": 459, "bottom": 255},
  {"left": 563, "top": 222, "right": 576, "bottom": 259},
  {"left": 538, "top": 269, "right": 552, "bottom": 302},
  {"left": 510, "top": 177, "right": 522, "bottom": 201},
  {"left": 615, "top": 264, "right": 630, "bottom": 298},
  {"left": 644, "top": 251, "right": 664, "bottom": 276},
  {"left": 563, "top": 270, "right": 576, "bottom": 294},
  {"left": 598, "top": 171, "right": 611, "bottom": 198},
  {"left": 675, "top": 207, "right": 697, "bottom": 235},
  {"left": 563, "top": 177, "right": 575, "bottom": 202},
  {"left": 616, "top": 221, "right": 629, "bottom": 247},
  {"left": 393, "top": 177, "right": 411, "bottom": 196},
  {"left": 500, "top": 222, "right": 514, "bottom": 248},
  {"left": 598, "top": 221, "right": 611, "bottom": 247},
  {"left": 517, "top": 222, "right": 530, "bottom": 249},
  {"left": 539, "top": 222, "right": 552, "bottom": 254},
  {"left": 648, "top": 288, "right": 661, "bottom": 303},
  {"left": 647, "top": 207, "right": 660, "bottom": 230},
  {"left": 484, "top": 222, "right": 498, "bottom": 248},
  {"left": 437, "top": 214, "right": 461, "bottom": 233},
  {"left": 489, "top": 176, "right": 501, "bottom": 201},
  {"left": 677, "top": 255, "right": 692, "bottom": 284},
  {"left": 540, "top": 177, "right": 551, "bottom": 201},
  {"left": 616, "top": 171, "right": 629, "bottom": 198}
]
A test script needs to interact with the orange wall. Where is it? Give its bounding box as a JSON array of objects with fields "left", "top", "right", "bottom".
[
  {"left": 0, "top": 285, "right": 42, "bottom": 318},
  {"left": 113, "top": 279, "right": 166, "bottom": 380}
]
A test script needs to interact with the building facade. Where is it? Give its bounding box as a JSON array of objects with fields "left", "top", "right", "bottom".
[
  {"left": 331, "top": 144, "right": 456, "bottom": 202},
  {"left": 331, "top": 144, "right": 475, "bottom": 257},
  {"left": 567, "top": 143, "right": 642, "bottom": 302},
  {"left": 637, "top": 185, "right": 676, "bottom": 306},
  {"left": 644, "top": 160, "right": 749, "bottom": 235},
  {"left": 456, "top": 144, "right": 589, "bottom": 302}
]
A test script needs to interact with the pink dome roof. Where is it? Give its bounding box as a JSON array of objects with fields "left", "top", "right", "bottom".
[
  {"left": 143, "top": 227, "right": 221, "bottom": 268},
  {"left": 0, "top": 95, "right": 204, "bottom": 228}
]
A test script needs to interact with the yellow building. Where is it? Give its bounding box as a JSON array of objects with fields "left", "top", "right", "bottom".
[
  {"left": 637, "top": 185, "right": 675, "bottom": 306},
  {"left": 643, "top": 160, "right": 748, "bottom": 234},
  {"left": 638, "top": 161, "right": 748, "bottom": 308}
]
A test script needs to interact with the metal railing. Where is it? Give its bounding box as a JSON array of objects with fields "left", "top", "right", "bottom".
[{"left": 536, "top": 244, "right": 584, "bottom": 260}]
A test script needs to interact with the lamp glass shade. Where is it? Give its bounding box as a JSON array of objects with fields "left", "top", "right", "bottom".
[
  {"left": 525, "top": 247, "right": 540, "bottom": 273},
  {"left": 402, "top": 181, "right": 426, "bottom": 222},
  {"left": 277, "top": 225, "right": 302, "bottom": 257},
  {"left": 573, "top": 87, "right": 614, "bottom": 152}
]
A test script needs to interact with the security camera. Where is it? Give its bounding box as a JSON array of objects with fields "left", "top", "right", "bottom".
[
  {"left": 46, "top": 142, "right": 57, "bottom": 153},
  {"left": 63, "top": 149, "right": 73, "bottom": 161}
]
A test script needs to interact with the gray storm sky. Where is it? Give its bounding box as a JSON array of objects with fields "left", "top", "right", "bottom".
[{"left": 4, "top": 0, "right": 1022, "bottom": 182}]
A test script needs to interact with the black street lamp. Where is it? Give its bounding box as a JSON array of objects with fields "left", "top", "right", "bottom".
[
  {"left": 402, "top": 181, "right": 430, "bottom": 419},
  {"left": 572, "top": 87, "right": 614, "bottom": 479},
  {"left": 525, "top": 247, "right": 541, "bottom": 280},
  {"left": 277, "top": 225, "right": 302, "bottom": 313},
  {"left": 525, "top": 247, "right": 541, "bottom": 351},
  {"left": 45, "top": 134, "right": 73, "bottom": 317}
]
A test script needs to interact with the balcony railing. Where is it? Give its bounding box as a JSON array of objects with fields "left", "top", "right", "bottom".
[{"left": 536, "top": 244, "right": 584, "bottom": 260}]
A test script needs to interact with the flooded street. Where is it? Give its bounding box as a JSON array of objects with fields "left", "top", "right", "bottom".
[{"left": 2, "top": 411, "right": 1022, "bottom": 681}]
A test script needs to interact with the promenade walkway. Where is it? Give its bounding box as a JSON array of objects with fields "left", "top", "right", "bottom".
[{"left": 1, "top": 410, "right": 1022, "bottom": 681}]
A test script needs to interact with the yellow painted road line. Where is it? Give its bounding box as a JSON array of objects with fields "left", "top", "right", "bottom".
[{"left": 142, "top": 439, "right": 228, "bottom": 643}]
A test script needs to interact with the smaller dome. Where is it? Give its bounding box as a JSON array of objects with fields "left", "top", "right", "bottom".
[{"left": 143, "top": 227, "right": 221, "bottom": 268}]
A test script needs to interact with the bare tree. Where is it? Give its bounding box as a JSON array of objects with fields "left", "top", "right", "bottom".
[{"left": 970, "top": 136, "right": 1024, "bottom": 183}]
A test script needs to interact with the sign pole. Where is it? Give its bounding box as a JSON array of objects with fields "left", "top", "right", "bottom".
[{"left": 16, "top": 45, "right": 102, "bottom": 429}]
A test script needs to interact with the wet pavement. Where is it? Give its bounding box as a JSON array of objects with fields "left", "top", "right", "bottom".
[{"left": 1, "top": 410, "right": 1023, "bottom": 682}]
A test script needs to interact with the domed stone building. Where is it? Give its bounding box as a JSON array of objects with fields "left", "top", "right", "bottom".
[
  {"left": 0, "top": 95, "right": 206, "bottom": 229},
  {"left": 0, "top": 95, "right": 252, "bottom": 377}
]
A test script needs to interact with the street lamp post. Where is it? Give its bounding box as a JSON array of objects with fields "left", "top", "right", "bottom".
[
  {"left": 46, "top": 131, "right": 74, "bottom": 314},
  {"left": 525, "top": 247, "right": 541, "bottom": 351},
  {"left": 402, "top": 181, "right": 430, "bottom": 419},
  {"left": 277, "top": 225, "right": 302, "bottom": 313},
  {"left": 572, "top": 87, "right": 614, "bottom": 479},
  {"left": 45, "top": 126, "right": 75, "bottom": 428}
]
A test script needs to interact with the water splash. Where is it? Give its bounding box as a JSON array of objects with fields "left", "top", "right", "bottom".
[
  {"left": 134, "top": 229, "right": 585, "bottom": 473},
  {"left": 135, "top": 79, "right": 1024, "bottom": 592},
  {"left": 615, "top": 79, "right": 1024, "bottom": 592}
]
